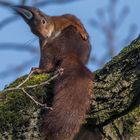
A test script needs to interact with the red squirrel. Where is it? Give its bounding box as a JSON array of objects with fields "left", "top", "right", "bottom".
[{"left": 14, "top": 6, "right": 93, "bottom": 140}]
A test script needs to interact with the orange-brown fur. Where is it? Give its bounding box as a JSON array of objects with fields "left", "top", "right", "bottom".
[{"left": 51, "top": 14, "right": 88, "bottom": 40}]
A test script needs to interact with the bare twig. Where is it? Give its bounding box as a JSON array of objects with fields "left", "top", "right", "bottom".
[
  {"left": 22, "top": 88, "right": 53, "bottom": 110},
  {"left": 16, "top": 70, "right": 34, "bottom": 88},
  {"left": 27, "top": 72, "right": 59, "bottom": 89},
  {"left": 0, "top": 68, "right": 62, "bottom": 105},
  {"left": 0, "top": 72, "right": 59, "bottom": 94},
  {"left": 0, "top": 70, "right": 61, "bottom": 109}
]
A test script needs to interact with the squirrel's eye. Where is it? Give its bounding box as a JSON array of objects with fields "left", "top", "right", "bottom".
[{"left": 42, "top": 19, "right": 46, "bottom": 24}]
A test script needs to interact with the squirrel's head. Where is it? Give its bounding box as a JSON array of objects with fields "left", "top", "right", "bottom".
[{"left": 13, "top": 5, "right": 54, "bottom": 39}]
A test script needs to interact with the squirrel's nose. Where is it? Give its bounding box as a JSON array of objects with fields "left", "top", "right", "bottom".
[{"left": 12, "top": 5, "right": 33, "bottom": 20}]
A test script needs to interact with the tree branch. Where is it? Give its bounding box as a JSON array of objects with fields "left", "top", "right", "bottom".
[
  {"left": 88, "top": 35, "right": 140, "bottom": 127},
  {"left": 0, "top": 36, "right": 140, "bottom": 139}
]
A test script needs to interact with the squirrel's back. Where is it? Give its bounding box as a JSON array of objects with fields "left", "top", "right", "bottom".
[{"left": 39, "top": 26, "right": 91, "bottom": 72}]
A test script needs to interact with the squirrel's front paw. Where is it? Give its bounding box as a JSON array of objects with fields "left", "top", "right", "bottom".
[{"left": 31, "top": 67, "right": 44, "bottom": 74}]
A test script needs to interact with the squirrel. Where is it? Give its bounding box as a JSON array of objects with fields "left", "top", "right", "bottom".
[{"left": 14, "top": 5, "right": 93, "bottom": 140}]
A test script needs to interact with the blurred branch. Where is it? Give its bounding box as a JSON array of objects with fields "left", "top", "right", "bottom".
[
  {"left": 21, "top": 0, "right": 27, "bottom": 5},
  {"left": 0, "top": 0, "right": 81, "bottom": 8},
  {"left": 121, "top": 24, "right": 137, "bottom": 45},
  {"left": 0, "top": 16, "right": 19, "bottom": 30},
  {"left": 90, "top": 0, "right": 137, "bottom": 67},
  {"left": 117, "top": 6, "right": 129, "bottom": 28},
  {"left": 0, "top": 0, "right": 81, "bottom": 30},
  {"left": 34, "top": 0, "right": 81, "bottom": 7},
  {"left": 0, "top": 43, "right": 38, "bottom": 53},
  {"left": 0, "top": 57, "right": 38, "bottom": 78},
  {"left": 0, "top": 1, "right": 14, "bottom": 7}
]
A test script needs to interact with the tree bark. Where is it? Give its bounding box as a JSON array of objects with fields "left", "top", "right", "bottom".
[{"left": 0, "top": 36, "right": 140, "bottom": 140}]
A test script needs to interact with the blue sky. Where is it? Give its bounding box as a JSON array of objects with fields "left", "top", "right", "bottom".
[{"left": 0, "top": 0, "right": 140, "bottom": 90}]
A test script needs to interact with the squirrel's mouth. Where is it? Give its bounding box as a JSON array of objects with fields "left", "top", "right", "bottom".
[{"left": 13, "top": 5, "right": 33, "bottom": 20}]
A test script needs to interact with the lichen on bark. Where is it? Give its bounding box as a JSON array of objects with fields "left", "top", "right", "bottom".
[{"left": 0, "top": 36, "right": 140, "bottom": 140}]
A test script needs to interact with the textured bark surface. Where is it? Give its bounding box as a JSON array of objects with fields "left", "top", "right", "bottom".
[
  {"left": 87, "top": 36, "right": 140, "bottom": 139},
  {"left": 0, "top": 36, "right": 140, "bottom": 140}
]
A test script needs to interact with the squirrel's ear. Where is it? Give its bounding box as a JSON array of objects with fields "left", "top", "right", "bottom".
[{"left": 13, "top": 6, "right": 33, "bottom": 20}]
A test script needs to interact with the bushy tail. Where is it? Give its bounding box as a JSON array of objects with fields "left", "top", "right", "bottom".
[{"left": 43, "top": 64, "right": 93, "bottom": 140}]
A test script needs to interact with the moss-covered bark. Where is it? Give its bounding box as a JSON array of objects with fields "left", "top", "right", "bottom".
[
  {"left": 0, "top": 74, "right": 51, "bottom": 139},
  {"left": 0, "top": 36, "right": 140, "bottom": 140}
]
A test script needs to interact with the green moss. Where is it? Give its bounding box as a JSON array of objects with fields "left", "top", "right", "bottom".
[
  {"left": 0, "top": 91, "right": 31, "bottom": 133},
  {"left": 0, "top": 73, "right": 51, "bottom": 135},
  {"left": 9, "top": 74, "right": 50, "bottom": 87}
]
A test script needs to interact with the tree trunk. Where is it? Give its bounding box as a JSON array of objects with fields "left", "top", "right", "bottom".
[{"left": 0, "top": 36, "right": 140, "bottom": 140}]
